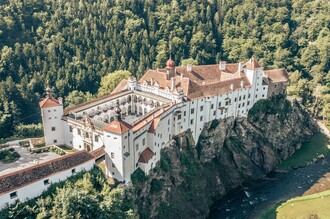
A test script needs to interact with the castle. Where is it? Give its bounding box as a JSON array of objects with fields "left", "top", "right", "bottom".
[{"left": 39, "top": 57, "right": 289, "bottom": 183}]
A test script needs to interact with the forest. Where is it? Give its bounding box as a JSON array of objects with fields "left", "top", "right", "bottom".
[{"left": 0, "top": 0, "right": 329, "bottom": 138}]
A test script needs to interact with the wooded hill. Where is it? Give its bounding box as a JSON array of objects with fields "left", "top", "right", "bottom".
[{"left": 0, "top": 0, "right": 329, "bottom": 138}]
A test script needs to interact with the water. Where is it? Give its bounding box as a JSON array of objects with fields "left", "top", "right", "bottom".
[{"left": 209, "top": 156, "right": 330, "bottom": 219}]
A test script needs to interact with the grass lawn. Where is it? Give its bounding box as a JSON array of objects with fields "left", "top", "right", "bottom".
[
  {"left": 277, "top": 132, "right": 330, "bottom": 170},
  {"left": 0, "top": 148, "right": 20, "bottom": 163},
  {"left": 256, "top": 202, "right": 281, "bottom": 219},
  {"left": 276, "top": 190, "right": 330, "bottom": 218}
]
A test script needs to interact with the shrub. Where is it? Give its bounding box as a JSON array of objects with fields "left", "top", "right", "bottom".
[
  {"left": 150, "top": 179, "right": 163, "bottom": 194},
  {"left": 131, "top": 168, "right": 148, "bottom": 185},
  {"left": 14, "top": 123, "right": 43, "bottom": 138}
]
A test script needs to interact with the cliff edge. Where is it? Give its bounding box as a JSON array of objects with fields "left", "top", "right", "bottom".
[{"left": 131, "top": 96, "right": 318, "bottom": 218}]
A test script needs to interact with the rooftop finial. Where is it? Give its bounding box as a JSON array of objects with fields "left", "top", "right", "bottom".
[{"left": 45, "top": 80, "right": 53, "bottom": 98}]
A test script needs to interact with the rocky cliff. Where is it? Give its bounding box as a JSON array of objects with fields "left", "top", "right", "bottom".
[{"left": 130, "top": 96, "right": 318, "bottom": 218}]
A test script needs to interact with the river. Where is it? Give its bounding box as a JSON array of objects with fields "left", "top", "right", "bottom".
[{"left": 208, "top": 156, "right": 330, "bottom": 219}]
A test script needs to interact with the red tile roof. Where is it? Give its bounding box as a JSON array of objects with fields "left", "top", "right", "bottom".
[
  {"left": 111, "top": 79, "right": 127, "bottom": 95},
  {"left": 103, "top": 120, "right": 132, "bottom": 134},
  {"left": 148, "top": 118, "right": 160, "bottom": 133},
  {"left": 264, "top": 68, "right": 289, "bottom": 83},
  {"left": 0, "top": 151, "right": 94, "bottom": 195},
  {"left": 39, "top": 97, "right": 61, "bottom": 108},
  {"left": 139, "top": 63, "right": 251, "bottom": 100},
  {"left": 90, "top": 147, "right": 106, "bottom": 159},
  {"left": 138, "top": 147, "right": 155, "bottom": 163},
  {"left": 244, "top": 58, "right": 263, "bottom": 69}
]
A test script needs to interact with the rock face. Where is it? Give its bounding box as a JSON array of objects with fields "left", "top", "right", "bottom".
[{"left": 132, "top": 96, "right": 318, "bottom": 219}]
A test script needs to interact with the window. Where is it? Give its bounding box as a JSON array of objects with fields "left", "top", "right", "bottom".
[
  {"left": 178, "top": 114, "right": 182, "bottom": 120},
  {"left": 247, "top": 101, "right": 250, "bottom": 105},
  {"left": 44, "top": 179, "right": 50, "bottom": 185},
  {"left": 238, "top": 104, "right": 241, "bottom": 108},
  {"left": 79, "top": 145, "right": 82, "bottom": 148},
  {"left": 112, "top": 163, "right": 115, "bottom": 168},
  {"left": 168, "top": 119, "right": 170, "bottom": 125},
  {"left": 48, "top": 110, "right": 51, "bottom": 112},
  {"left": 95, "top": 135, "right": 99, "bottom": 142},
  {"left": 136, "top": 144, "right": 139, "bottom": 151},
  {"left": 69, "top": 126, "right": 73, "bottom": 132},
  {"left": 239, "top": 96, "right": 242, "bottom": 101},
  {"left": 242, "top": 103, "right": 245, "bottom": 107},
  {"left": 54, "top": 117, "right": 57, "bottom": 119},
  {"left": 255, "top": 95, "right": 258, "bottom": 98},
  {"left": 248, "top": 94, "right": 251, "bottom": 98},
  {"left": 78, "top": 129, "right": 81, "bottom": 135},
  {"left": 213, "top": 111, "right": 216, "bottom": 116},
  {"left": 72, "top": 168, "right": 76, "bottom": 174},
  {"left": 211, "top": 104, "right": 214, "bottom": 109},
  {"left": 183, "top": 111, "right": 186, "bottom": 116},
  {"left": 200, "top": 116, "right": 203, "bottom": 121},
  {"left": 219, "top": 102, "right": 221, "bottom": 107},
  {"left": 234, "top": 97, "right": 237, "bottom": 102},
  {"left": 111, "top": 153, "right": 115, "bottom": 159},
  {"left": 142, "top": 138, "right": 145, "bottom": 146},
  {"left": 54, "top": 109, "right": 57, "bottom": 112},
  {"left": 200, "top": 106, "right": 203, "bottom": 111},
  {"left": 263, "top": 87, "right": 266, "bottom": 90},
  {"left": 262, "top": 94, "right": 265, "bottom": 98},
  {"left": 243, "top": 95, "right": 246, "bottom": 100},
  {"left": 10, "top": 192, "right": 17, "bottom": 199},
  {"left": 49, "top": 117, "right": 51, "bottom": 120},
  {"left": 190, "top": 119, "right": 194, "bottom": 125},
  {"left": 191, "top": 108, "right": 195, "bottom": 114},
  {"left": 51, "top": 127, "right": 55, "bottom": 132},
  {"left": 53, "top": 139, "right": 57, "bottom": 143}
]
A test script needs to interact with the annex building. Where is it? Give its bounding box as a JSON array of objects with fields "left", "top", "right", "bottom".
[{"left": 39, "top": 58, "right": 289, "bottom": 183}]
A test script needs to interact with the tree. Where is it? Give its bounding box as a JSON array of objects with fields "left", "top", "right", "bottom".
[{"left": 98, "top": 70, "right": 131, "bottom": 97}]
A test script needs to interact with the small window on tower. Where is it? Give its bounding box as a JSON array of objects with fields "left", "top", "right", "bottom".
[
  {"left": 72, "top": 168, "right": 76, "bottom": 174},
  {"left": 54, "top": 109, "right": 56, "bottom": 112},
  {"left": 95, "top": 135, "right": 99, "bottom": 142},
  {"left": 111, "top": 152, "right": 115, "bottom": 159},
  {"left": 51, "top": 127, "right": 56, "bottom": 131},
  {"left": 53, "top": 139, "right": 57, "bottom": 143},
  {"left": 69, "top": 126, "right": 73, "bottom": 132}
]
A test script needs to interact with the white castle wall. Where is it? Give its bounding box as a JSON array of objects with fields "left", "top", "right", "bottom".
[{"left": 0, "top": 160, "right": 94, "bottom": 210}]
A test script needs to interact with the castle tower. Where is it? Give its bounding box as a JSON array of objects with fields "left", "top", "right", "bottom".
[
  {"left": 39, "top": 87, "right": 64, "bottom": 146},
  {"left": 103, "top": 106, "right": 134, "bottom": 182},
  {"left": 165, "top": 55, "right": 175, "bottom": 80},
  {"left": 244, "top": 57, "right": 265, "bottom": 103}
]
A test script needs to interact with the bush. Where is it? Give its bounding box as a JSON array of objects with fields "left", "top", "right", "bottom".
[
  {"left": 131, "top": 168, "right": 148, "bottom": 185},
  {"left": 150, "top": 179, "right": 163, "bottom": 194},
  {"left": 160, "top": 155, "right": 170, "bottom": 172},
  {"left": 14, "top": 123, "right": 43, "bottom": 138},
  {"left": 0, "top": 149, "right": 20, "bottom": 163}
]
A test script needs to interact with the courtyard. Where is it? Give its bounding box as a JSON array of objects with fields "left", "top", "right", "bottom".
[{"left": 0, "top": 143, "right": 61, "bottom": 176}]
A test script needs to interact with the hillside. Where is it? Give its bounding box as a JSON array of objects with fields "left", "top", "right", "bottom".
[{"left": 0, "top": 0, "right": 329, "bottom": 138}]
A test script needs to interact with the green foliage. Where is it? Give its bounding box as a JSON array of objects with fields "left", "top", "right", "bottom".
[
  {"left": 0, "top": 0, "right": 329, "bottom": 136},
  {"left": 277, "top": 133, "right": 330, "bottom": 170},
  {"left": 248, "top": 96, "right": 292, "bottom": 121},
  {"left": 98, "top": 70, "right": 131, "bottom": 97},
  {"left": 0, "top": 167, "right": 136, "bottom": 218},
  {"left": 0, "top": 148, "right": 20, "bottom": 163},
  {"left": 131, "top": 167, "right": 148, "bottom": 185},
  {"left": 210, "top": 119, "right": 220, "bottom": 130},
  {"left": 13, "top": 123, "right": 43, "bottom": 138},
  {"left": 160, "top": 151, "right": 170, "bottom": 172},
  {"left": 65, "top": 90, "right": 94, "bottom": 107},
  {"left": 150, "top": 179, "right": 163, "bottom": 194}
]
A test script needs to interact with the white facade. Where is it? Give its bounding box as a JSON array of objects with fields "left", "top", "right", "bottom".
[
  {"left": 39, "top": 58, "right": 286, "bottom": 183},
  {"left": 41, "top": 104, "right": 65, "bottom": 146},
  {"left": 0, "top": 159, "right": 94, "bottom": 209}
]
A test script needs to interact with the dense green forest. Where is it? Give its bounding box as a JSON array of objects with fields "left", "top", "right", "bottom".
[{"left": 0, "top": 0, "right": 329, "bottom": 138}]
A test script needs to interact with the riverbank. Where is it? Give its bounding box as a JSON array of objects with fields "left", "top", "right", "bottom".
[{"left": 209, "top": 155, "right": 330, "bottom": 219}]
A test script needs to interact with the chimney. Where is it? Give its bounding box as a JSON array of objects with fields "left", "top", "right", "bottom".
[
  {"left": 230, "top": 84, "right": 234, "bottom": 90},
  {"left": 166, "top": 70, "right": 170, "bottom": 80},
  {"left": 171, "top": 77, "right": 176, "bottom": 91},
  {"left": 187, "top": 64, "right": 192, "bottom": 72},
  {"left": 238, "top": 62, "right": 242, "bottom": 72},
  {"left": 150, "top": 78, "right": 154, "bottom": 85},
  {"left": 58, "top": 97, "right": 63, "bottom": 105},
  {"left": 219, "top": 61, "right": 226, "bottom": 71},
  {"left": 240, "top": 80, "right": 244, "bottom": 88},
  {"left": 181, "top": 73, "right": 183, "bottom": 80}
]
